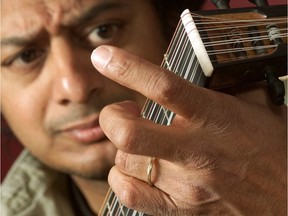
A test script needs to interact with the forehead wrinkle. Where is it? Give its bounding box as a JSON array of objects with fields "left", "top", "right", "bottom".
[
  {"left": 39, "top": 0, "right": 132, "bottom": 33},
  {"left": 14, "top": 0, "right": 84, "bottom": 36},
  {"left": 2, "top": 1, "right": 56, "bottom": 40},
  {"left": 36, "top": 0, "right": 69, "bottom": 35},
  {"left": 43, "top": 1, "right": 114, "bottom": 27},
  {"left": 36, "top": 0, "right": 115, "bottom": 34}
]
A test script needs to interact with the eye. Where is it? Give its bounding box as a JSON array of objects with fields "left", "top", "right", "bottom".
[
  {"left": 86, "top": 22, "right": 123, "bottom": 46},
  {"left": 18, "top": 48, "right": 44, "bottom": 64},
  {"left": 1, "top": 47, "right": 46, "bottom": 83},
  {"left": 97, "top": 25, "right": 116, "bottom": 39},
  {"left": 3, "top": 48, "right": 45, "bottom": 68}
]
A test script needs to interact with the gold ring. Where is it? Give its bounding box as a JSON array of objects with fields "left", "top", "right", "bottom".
[{"left": 147, "top": 157, "right": 156, "bottom": 186}]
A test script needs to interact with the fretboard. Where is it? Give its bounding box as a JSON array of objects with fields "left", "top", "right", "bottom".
[{"left": 99, "top": 9, "right": 213, "bottom": 216}]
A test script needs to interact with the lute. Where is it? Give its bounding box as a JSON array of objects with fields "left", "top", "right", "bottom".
[{"left": 99, "top": 4, "right": 287, "bottom": 216}]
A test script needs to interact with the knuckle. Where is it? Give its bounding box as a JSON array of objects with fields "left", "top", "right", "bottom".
[
  {"left": 180, "top": 171, "right": 218, "bottom": 206},
  {"left": 109, "top": 50, "right": 139, "bottom": 84},
  {"left": 188, "top": 155, "right": 217, "bottom": 171},
  {"left": 153, "top": 73, "right": 187, "bottom": 105},
  {"left": 117, "top": 183, "right": 139, "bottom": 209},
  {"left": 113, "top": 119, "right": 139, "bottom": 152},
  {"left": 113, "top": 58, "right": 131, "bottom": 79},
  {"left": 189, "top": 186, "right": 213, "bottom": 205},
  {"left": 100, "top": 103, "right": 143, "bottom": 154},
  {"left": 114, "top": 152, "right": 129, "bottom": 172}
]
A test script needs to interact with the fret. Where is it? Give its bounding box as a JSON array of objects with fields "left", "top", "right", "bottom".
[{"left": 99, "top": 9, "right": 213, "bottom": 216}]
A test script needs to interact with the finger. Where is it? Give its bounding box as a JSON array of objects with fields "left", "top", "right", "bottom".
[
  {"left": 91, "top": 45, "right": 218, "bottom": 119},
  {"left": 108, "top": 165, "right": 218, "bottom": 215},
  {"left": 108, "top": 166, "right": 173, "bottom": 215},
  {"left": 99, "top": 101, "right": 199, "bottom": 160},
  {"left": 113, "top": 151, "right": 190, "bottom": 193},
  {"left": 114, "top": 151, "right": 163, "bottom": 187}
]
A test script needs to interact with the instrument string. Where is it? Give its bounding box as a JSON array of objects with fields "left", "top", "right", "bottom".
[
  {"left": 197, "top": 23, "right": 287, "bottom": 35},
  {"left": 181, "top": 14, "right": 287, "bottom": 60},
  {"left": 187, "top": 14, "right": 287, "bottom": 38},
  {"left": 190, "top": 13, "right": 286, "bottom": 25},
  {"left": 196, "top": 25, "right": 286, "bottom": 39},
  {"left": 207, "top": 44, "right": 277, "bottom": 54},
  {"left": 202, "top": 28, "right": 287, "bottom": 44},
  {"left": 206, "top": 36, "right": 286, "bottom": 58}
]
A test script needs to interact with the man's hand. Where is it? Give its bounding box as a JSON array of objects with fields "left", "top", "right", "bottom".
[{"left": 91, "top": 45, "right": 287, "bottom": 215}]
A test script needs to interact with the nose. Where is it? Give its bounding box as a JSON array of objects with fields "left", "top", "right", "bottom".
[{"left": 48, "top": 37, "right": 103, "bottom": 105}]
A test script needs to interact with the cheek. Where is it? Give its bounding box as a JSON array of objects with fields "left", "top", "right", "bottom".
[{"left": 2, "top": 86, "right": 49, "bottom": 153}]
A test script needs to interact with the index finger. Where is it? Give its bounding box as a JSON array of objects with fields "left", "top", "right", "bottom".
[{"left": 91, "top": 45, "right": 215, "bottom": 119}]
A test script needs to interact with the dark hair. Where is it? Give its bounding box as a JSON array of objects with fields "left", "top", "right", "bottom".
[{"left": 152, "top": 0, "right": 204, "bottom": 40}]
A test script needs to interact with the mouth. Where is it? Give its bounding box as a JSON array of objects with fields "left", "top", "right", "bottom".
[{"left": 60, "top": 115, "right": 107, "bottom": 144}]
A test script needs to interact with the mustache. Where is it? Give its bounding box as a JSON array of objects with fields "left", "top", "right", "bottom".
[
  {"left": 46, "top": 103, "right": 105, "bottom": 135},
  {"left": 45, "top": 92, "right": 142, "bottom": 135}
]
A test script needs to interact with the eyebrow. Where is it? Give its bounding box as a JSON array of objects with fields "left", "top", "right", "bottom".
[
  {"left": 1, "top": 37, "right": 31, "bottom": 47},
  {"left": 72, "top": 1, "right": 128, "bottom": 26},
  {"left": 1, "top": 1, "right": 128, "bottom": 47}
]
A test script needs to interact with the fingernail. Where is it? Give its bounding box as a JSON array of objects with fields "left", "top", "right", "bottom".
[{"left": 91, "top": 46, "right": 112, "bottom": 70}]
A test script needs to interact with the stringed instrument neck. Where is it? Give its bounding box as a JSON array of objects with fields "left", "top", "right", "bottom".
[{"left": 99, "top": 5, "right": 287, "bottom": 216}]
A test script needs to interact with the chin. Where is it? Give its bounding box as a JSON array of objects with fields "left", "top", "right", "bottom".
[
  {"left": 41, "top": 138, "right": 117, "bottom": 180},
  {"left": 67, "top": 149, "right": 116, "bottom": 180},
  {"left": 70, "top": 166, "right": 111, "bottom": 180},
  {"left": 59, "top": 156, "right": 114, "bottom": 180}
]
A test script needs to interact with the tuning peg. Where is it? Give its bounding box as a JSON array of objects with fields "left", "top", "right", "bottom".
[
  {"left": 265, "top": 65, "right": 285, "bottom": 105},
  {"left": 210, "top": 0, "right": 230, "bottom": 9},
  {"left": 248, "top": 0, "right": 269, "bottom": 7}
]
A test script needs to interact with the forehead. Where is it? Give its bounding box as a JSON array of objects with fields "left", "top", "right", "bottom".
[
  {"left": 2, "top": 0, "right": 128, "bottom": 18},
  {"left": 2, "top": 0, "right": 92, "bottom": 26},
  {"left": 1, "top": 0, "right": 144, "bottom": 37}
]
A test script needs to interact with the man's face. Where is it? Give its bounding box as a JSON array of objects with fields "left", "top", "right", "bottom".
[{"left": 1, "top": 0, "right": 167, "bottom": 179}]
